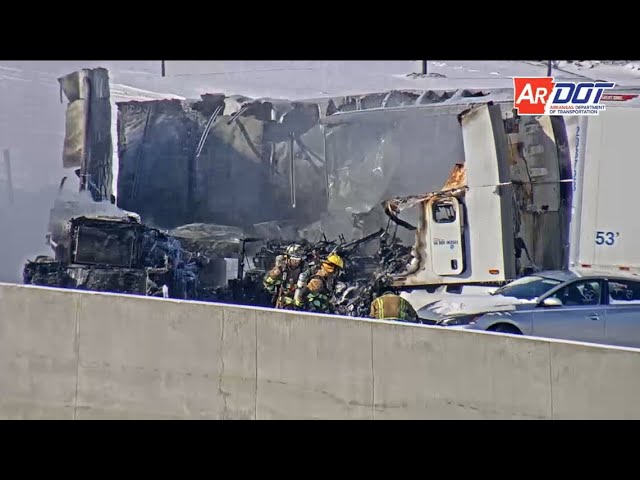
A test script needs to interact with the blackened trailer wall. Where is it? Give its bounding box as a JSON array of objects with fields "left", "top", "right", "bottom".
[{"left": 115, "top": 98, "right": 329, "bottom": 230}]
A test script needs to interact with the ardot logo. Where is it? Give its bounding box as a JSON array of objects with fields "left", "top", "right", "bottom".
[{"left": 513, "top": 77, "right": 615, "bottom": 116}]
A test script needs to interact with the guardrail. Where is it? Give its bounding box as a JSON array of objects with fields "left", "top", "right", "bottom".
[{"left": 1, "top": 282, "right": 639, "bottom": 419}]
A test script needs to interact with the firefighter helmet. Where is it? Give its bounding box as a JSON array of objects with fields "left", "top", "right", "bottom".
[
  {"left": 325, "top": 253, "right": 344, "bottom": 269},
  {"left": 285, "top": 244, "right": 303, "bottom": 260}
]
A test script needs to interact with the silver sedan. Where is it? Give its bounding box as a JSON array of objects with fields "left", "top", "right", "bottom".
[{"left": 429, "top": 269, "right": 640, "bottom": 348}]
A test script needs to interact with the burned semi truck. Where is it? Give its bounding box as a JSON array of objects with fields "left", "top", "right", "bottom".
[
  {"left": 316, "top": 90, "right": 570, "bottom": 313},
  {"left": 319, "top": 92, "right": 570, "bottom": 289},
  {"left": 19, "top": 67, "right": 559, "bottom": 311},
  {"left": 340, "top": 88, "right": 640, "bottom": 310}
]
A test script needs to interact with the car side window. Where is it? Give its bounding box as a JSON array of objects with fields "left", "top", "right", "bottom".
[
  {"left": 608, "top": 280, "right": 640, "bottom": 305},
  {"left": 549, "top": 280, "right": 602, "bottom": 307}
]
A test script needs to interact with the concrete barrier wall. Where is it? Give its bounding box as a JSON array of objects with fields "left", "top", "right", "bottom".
[{"left": 2, "top": 282, "right": 640, "bottom": 419}]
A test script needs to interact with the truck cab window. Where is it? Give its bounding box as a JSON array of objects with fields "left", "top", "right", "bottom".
[{"left": 432, "top": 201, "right": 456, "bottom": 223}]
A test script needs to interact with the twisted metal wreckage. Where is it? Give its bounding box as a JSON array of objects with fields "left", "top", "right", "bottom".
[{"left": 24, "top": 67, "right": 571, "bottom": 318}]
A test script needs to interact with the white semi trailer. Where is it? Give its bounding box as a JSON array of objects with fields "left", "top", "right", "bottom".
[{"left": 567, "top": 97, "right": 640, "bottom": 275}]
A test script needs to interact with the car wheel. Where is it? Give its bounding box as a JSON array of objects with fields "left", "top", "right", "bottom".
[{"left": 489, "top": 323, "right": 522, "bottom": 335}]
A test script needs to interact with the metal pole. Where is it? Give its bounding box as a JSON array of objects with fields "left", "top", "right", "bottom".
[
  {"left": 79, "top": 75, "right": 91, "bottom": 194},
  {"left": 422, "top": 60, "right": 428, "bottom": 75},
  {"left": 3, "top": 148, "right": 13, "bottom": 205},
  {"left": 547, "top": 60, "right": 552, "bottom": 76},
  {"left": 161, "top": 60, "right": 166, "bottom": 77},
  {"left": 237, "top": 241, "right": 245, "bottom": 280},
  {"left": 289, "top": 132, "right": 296, "bottom": 208},
  {"left": 322, "top": 126, "right": 330, "bottom": 198}
]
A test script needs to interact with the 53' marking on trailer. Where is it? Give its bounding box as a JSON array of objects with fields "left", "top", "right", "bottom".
[{"left": 596, "top": 231, "right": 619, "bottom": 246}]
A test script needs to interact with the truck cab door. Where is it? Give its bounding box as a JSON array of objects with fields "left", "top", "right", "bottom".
[{"left": 427, "top": 196, "right": 464, "bottom": 275}]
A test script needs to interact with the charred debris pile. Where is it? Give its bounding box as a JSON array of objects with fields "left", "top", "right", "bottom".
[{"left": 24, "top": 193, "right": 413, "bottom": 316}]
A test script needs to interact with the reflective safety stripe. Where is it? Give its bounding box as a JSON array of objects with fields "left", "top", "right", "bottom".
[
  {"left": 264, "top": 275, "right": 281, "bottom": 291},
  {"left": 372, "top": 298, "right": 384, "bottom": 319},
  {"left": 276, "top": 296, "right": 296, "bottom": 308},
  {"left": 374, "top": 297, "right": 414, "bottom": 320}
]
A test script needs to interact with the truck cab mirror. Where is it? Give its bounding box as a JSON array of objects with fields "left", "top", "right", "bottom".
[{"left": 541, "top": 297, "right": 563, "bottom": 308}]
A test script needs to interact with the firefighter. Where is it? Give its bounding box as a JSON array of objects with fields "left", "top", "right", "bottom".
[
  {"left": 263, "top": 244, "right": 305, "bottom": 309},
  {"left": 294, "top": 252, "right": 344, "bottom": 313},
  {"left": 369, "top": 289, "right": 419, "bottom": 323}
]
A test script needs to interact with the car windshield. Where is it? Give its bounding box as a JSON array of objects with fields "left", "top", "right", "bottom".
[{"left": 491, "top": 275, "right": 562, "bottom": 300}]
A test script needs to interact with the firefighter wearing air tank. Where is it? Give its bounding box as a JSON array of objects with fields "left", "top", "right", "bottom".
[
  {"left": 294, "top": 253, "right": 344, "bottom": 313},
  {"left": 369, "top": 289, "right": 419, "bottom": 323},
  {"left": 263, "top": 244, "right": 305, "bottom": 309}
]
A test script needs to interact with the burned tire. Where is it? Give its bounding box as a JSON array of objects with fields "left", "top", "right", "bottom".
[{"left": 489, "top": 323, "right": 522, "bottom": 335}]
